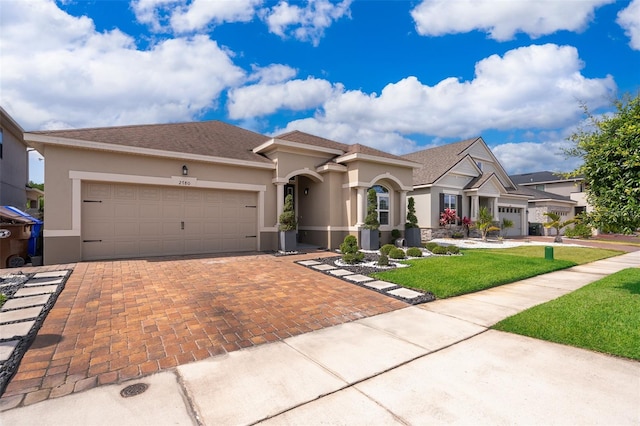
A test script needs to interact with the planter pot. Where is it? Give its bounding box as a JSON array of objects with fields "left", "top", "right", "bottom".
[
  {"left": 360, "top": 229, "right": 379, "bottom": 250},
  {"left": 405, "top": 228, "right": 421, "bottom": 248},
  {"left": 279, "top": 230, "right": 297, "bottom": 252}
]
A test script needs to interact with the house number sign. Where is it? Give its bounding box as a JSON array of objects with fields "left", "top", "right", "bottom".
[
  {"left": 0, "top": 229, "right": 10, "bottom": 239},
  {"left": 172, "top": 176, "right": 197, "bottom": 186}
]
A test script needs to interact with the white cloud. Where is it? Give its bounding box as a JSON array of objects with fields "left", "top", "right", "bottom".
[
  {"left": 411, "top": 0, "right": 613, "bottom": 41},
  {"left": 248, "top": 64, "right": 298, "bottom": 84},
  {"left": 617, "top": 0, "right": 640, "bottom": 50},
  {"left": 262, "top": 0, "right": 352, "bottom": 46},
  {"left": 131, "top": 0, "right": 262, "bottom": 33},
  {"left": 272, "top": 44, "right": 615, "bottom": 156},
  {"left": 227, "top": 78, "right": 338, "bottom": 119},
  {"left": 492, "top": 140, "right": 582, "bottom": 175},
  {"left": 1, "top": 0, "right": 245, "bottom": 130}
]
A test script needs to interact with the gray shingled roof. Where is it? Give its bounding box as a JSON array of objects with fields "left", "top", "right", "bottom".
[
  {"left": 510, "top": 171, "right": 583, "bottom": 185},
  {"left": 31, "top": 121, "right": 273, "bottom": 164},
  {"left": 402, "top": 137, "right": 480, "bottom": 185}
]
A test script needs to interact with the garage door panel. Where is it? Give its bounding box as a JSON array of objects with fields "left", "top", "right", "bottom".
[{"left": 82, "top": 182, "right": 258, "bottom": 260}]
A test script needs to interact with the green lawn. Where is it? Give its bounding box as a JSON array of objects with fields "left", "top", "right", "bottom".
[
  {"left": 493, "top": 268, "right": 640, "bottom": 360},
  {"left": 371, "top": 246, "right": 622, "bottom": 299}
]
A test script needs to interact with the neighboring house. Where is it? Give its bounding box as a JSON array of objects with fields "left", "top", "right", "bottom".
[
  {"left": 402, "top": 137, "right": 530, "bottom": 238},
  {"left": 24, "top": 121, "right": 418, "bottom": 264},
  {"left": 510, "top": 171, "right": 588, "bottom": 235},
  {"left": 0, "top": 107, "right": 28, "bottom": 208}
]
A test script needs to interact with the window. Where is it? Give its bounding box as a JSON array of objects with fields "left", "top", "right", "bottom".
[
  {"left": 371, "top": 185, "right": 389, "bottom": 225},
  {"left": 443, "top": 193, "right": 457, "bottom": 211},
  {"left": 0, "top": 129, "right": 3, "bottom": 159},
  {"left": 535, "top": 184, "right": 545, "bottom": 191}
]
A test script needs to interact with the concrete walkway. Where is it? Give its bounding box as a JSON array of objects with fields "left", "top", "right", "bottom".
[{"left": 2, "top": 251, "right": 639, "bottom": 425}]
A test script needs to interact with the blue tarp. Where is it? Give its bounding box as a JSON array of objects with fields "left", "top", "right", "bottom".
[{"left": 2, "top": 206, "right": 43, "bottom": 256}]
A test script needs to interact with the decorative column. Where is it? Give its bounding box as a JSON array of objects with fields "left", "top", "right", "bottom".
[
  {"left": 275, "top": 182, "right": 285, "bottom": 227},
  {"left": 471, "top": 195, "right": 479, "bottom": 220},
  {"left": 493, "top": 198, "right": 499, "bottom": 217},
  {"left": 398, "top": 191, "right": 407, "bottom": 228},
  {"left": 356, "top": 187, "right": 366, "bottom": 227}
]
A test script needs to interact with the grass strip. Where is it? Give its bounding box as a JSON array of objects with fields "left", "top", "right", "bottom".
[
  {"left": 493, "top": 268, "right": 640, "bottom": 360},
  {"left": 371, "top": 246, "right": 621, "bottom": 299}
]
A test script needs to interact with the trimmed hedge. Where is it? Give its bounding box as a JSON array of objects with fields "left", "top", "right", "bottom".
[
  {"left": 389, "top": 248, "right": 406, "bottom": 259},
  {"left": 406, "top": 247, "right": 423, "bottom": 257}
]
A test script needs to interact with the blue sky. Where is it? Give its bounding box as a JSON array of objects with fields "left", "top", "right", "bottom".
[{"left": 1, "top": 0, "right": 639, "bottom": 183}]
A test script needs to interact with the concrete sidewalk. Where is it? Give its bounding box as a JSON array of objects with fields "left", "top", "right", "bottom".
[{"left": 2, "top": 251, "right": 639, "bottom": 425}]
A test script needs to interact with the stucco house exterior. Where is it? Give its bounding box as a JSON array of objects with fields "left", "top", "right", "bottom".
[
  {"left": 0, "top": 107, "right": 29, "bottom": 208},
  {"left": 24, "top": 121, "right": 418, "bottom": 264},
  {"left": 402, "top": 137, "right": 530, "bottom": 239}
]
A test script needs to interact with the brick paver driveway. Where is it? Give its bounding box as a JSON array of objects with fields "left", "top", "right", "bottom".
[{"left": 1, "top": 252, "right": 406, "bottom": 407}]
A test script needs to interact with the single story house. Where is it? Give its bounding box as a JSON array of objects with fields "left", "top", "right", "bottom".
[
  {"left": 24, "top": 121, "right": 419, "bottom": 264},
  {"left": 402, "top": 137, "right": 531, "bottom": 239}
]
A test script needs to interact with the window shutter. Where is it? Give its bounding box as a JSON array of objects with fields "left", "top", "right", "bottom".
[
  {"left": 439, "top": 193, "right": 444, "bottom": 213},
  {"left": 457, "top": 195, "right": 463, "bottom": 224}
]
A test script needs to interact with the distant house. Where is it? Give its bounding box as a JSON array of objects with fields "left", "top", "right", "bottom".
[
  {"left": 510, "top": 171, "right": 588, "bottom": 234},
  {"left": 0, "top": 107, "right": 29, "bottom": 208},
  {"left": 403, "top": 137, "right": 530, "bottom": 238},
  {"left": 24, "top": 122, "right": 418, "bottom": 264}
]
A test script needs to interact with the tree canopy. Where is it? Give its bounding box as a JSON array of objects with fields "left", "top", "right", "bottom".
[{"left": 565, "top": 93, "right": 640, "bottom": 234}]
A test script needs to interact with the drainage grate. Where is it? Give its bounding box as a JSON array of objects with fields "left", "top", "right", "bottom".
[{"left": 120, "top": 383, "right": 149, "bottom": 398}]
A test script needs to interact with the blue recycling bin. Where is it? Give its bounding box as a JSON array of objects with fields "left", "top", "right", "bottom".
[{"left": 2, "top": 206, "right": 43, "bottom": 256}]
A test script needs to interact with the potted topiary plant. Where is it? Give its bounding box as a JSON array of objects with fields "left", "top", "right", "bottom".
[
  {"left": 278, "top": 194, "right": 297, "bottom": 252},
  {"left": 360, "top": 188, "right": 380, "bottom": 250},
  {"left": 405, "top": 196, "right": 421, "bottom": 247}
]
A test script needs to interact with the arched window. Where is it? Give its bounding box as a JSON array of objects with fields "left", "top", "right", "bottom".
[{"left": 371, "top": 185, "right": 389, "bottom": 225}]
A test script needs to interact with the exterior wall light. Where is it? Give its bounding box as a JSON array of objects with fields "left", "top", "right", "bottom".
[
  {"left": 182, "top": 165, "right": 188, "bottom": 176},
  {"left": 304, "top": 188, "right": 309, "bottom": 195}
]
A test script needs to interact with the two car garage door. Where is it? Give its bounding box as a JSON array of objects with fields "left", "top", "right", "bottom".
[{"left": 81, "top": 182, "right": 258, "bottom": 261}]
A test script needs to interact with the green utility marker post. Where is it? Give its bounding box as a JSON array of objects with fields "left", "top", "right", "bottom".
[{"left": 545, "top": 246, "right": 554, "bottom": 260}]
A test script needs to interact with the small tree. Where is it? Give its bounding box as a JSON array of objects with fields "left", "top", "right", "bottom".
[
  {"left": 363, "top": 189, "right": 380, "bottom": 230},
  {"left": 462, "top": 216, "right": 472, "bottom": 238},
  {"left": 500, "top": 218, "right": 514, "bottom": 238},
  {"left": 405, "top": 197, "right": 418, "bottom": 228},
  {"left": 543, "top": 212, "right": 577, "bottom": 243},
  {"left": 340, "top": 235, "right": 364, "bottom": 264},
  {"left": 475, "top": 207, "right": 500, "bottom": 241},
  {"left": 278, "top": 194, "right": 297, "bottom": 231}
]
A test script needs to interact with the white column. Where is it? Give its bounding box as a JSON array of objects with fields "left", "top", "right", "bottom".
[
  {"left": 356, "top": 187, "right": 366, "bottom": 227},
  {"left": 471, "top": 195, "right": 479, "bottom": 220},
  {"left": 493, "top": 198, "right": 499, "bottom": 218},
  {"left": 275, "top": 182, "right": 285, "bottom": 227},
  {"left": 398, "top": 191, "right": 407, "bottom": 227}
]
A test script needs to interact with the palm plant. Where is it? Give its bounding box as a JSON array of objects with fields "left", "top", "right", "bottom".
[
  {"left": 543, "top": 212, "right": 577, "bottom": 243},
  {"left": 475, "top": 207, "right": 500, "bottom": 241}
]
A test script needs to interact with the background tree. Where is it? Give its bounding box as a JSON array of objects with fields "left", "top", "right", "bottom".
[
  {"left": 543, "top": 212, "right": 577, "bottom": 243},
  {"left": 565, "top": 93, "right": 640, "bottom": 234}
]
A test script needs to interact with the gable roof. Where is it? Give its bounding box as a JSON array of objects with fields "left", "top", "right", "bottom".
[
  {"left": 516, "top": 185, "right": 575, "bottom": 203},
  {"left": 510, "top": 170, "right": 584, "bottom": 185},
  {"left": 402, "top": 137, "right": 480, "bottom": 186},
  {"left": 27, "top": 120, "right": 273, "bottom": 164}
]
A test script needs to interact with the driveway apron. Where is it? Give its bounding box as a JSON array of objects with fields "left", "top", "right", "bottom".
[{"left": 1, "top": 252, "right": 406, "bottom": 406}]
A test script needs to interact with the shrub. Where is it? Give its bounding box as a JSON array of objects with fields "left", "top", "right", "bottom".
[
  {"left": 340, "top": 235, "right": 364, "bottom": 264},
  {"left": 406, "top": 247, "right": 422, "bottom": 257},
  {"left": 425, "top": 242, "right": 439, "bottom": 251},
  {"left": 405, "top": 197, "right": 419, "bottom": 229},
  {"left": 431, "top": 245, "right": 449, "bottom": 255},
  {"left": 363, "top": 189, "right": 380, "bottom": 230},
  {"left": 380, "top": 244, "right": 395, "bottom": 256},
  {"left": 391, "top": 229, "right": 401, "bottom": 239},
  {"left": 565, "top": 222, "right": 593, "bottom": 239},
  {"left": 377, "top": 252, "right": 389, "bottom": 266},
  {"left": 278, "top": 194, "right": 297, "bottom": 231},
  {"left": 389, "top": 247, "right": 406, "bottom": 259},
  {"left": 0, "top": 293, "right": 6, "bottom": 308},
  {"left": 447, "top": 245, "right": 460, "bottom": 254},
  {"left": 451, "top": 232, "right": 463, "bottom": 239}
]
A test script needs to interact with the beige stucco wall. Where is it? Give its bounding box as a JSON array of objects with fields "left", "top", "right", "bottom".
[{"left": 0, "top": 119, "right": 28, "bottom": 208}]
